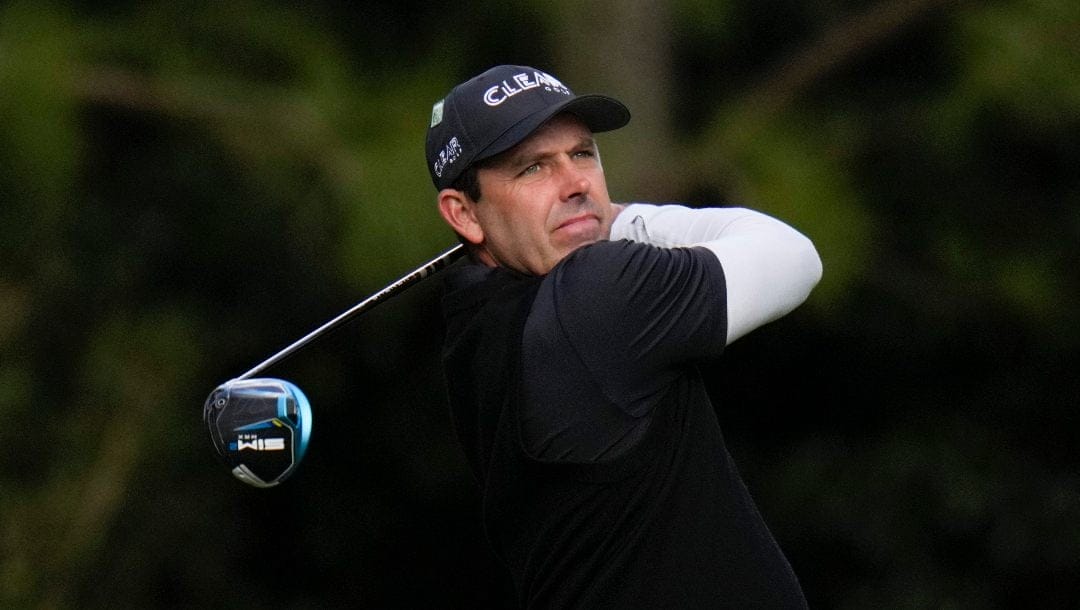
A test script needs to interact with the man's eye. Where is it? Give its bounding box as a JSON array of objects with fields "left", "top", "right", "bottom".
[{"left": 520, "top": 164, "right": 540, "bottom": 176}]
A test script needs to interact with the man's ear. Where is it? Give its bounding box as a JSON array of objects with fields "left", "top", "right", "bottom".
[{"left": 438, "top": 189, "right": 484, "bottom": 245}]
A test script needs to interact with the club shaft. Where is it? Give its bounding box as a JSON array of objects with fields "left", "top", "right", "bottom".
[{"left": 236, "top": 244, "right": 465, "bottom": 380}]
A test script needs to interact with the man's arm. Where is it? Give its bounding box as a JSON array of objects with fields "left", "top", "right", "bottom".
[{"left": 610, "top": 203, "right": 822, "bottom": 345}]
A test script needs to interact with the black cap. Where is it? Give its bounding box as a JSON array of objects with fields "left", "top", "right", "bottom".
[{"left": 425, "top": 65, "right": 630, "bottom": 190}]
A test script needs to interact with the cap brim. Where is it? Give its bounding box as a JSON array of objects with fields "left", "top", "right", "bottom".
[{"left": 473, "top": 94, "right": 630, "bottom": 167}]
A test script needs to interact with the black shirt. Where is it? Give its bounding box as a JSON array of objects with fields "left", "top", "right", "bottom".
[{"left": 442, "top": 239, "right": 807, "bottom": 609}]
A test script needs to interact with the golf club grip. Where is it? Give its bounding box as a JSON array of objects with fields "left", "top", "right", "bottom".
[{"left": 235, "top": 244, "right": 466, "bottom": 380}]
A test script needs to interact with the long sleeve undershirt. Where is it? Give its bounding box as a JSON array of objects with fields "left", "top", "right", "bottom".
[{"left": 611, "top": 203, "right": 822, "bottom": 345}]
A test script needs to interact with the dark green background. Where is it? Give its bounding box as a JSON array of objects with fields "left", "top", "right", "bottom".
[{"left": 2, "top": 0, "right": 1078, "bottom": 607}]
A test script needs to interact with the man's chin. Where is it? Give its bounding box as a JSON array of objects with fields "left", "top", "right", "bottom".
[{"left": 554, "top": 218, "right": 603, "bottom": 245}]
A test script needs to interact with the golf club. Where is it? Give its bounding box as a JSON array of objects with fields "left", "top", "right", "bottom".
[{"left": 204, "top": 243, "right": 465, "bottom": 487}]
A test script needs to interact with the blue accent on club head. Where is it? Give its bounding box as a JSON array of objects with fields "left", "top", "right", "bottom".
[
  {"left": 279, "top": 380, "right": 312, "bottom": 461},
  {"left": 234, "top": 419, "right": 276, "bottom": 431}
]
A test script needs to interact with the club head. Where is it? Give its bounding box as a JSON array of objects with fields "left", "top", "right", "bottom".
[{"left": 203, "top": 378, "right": 313, "bottom": 488}]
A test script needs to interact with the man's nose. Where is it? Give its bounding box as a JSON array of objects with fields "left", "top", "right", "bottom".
[{"left": 556, "top": 156, "right": 590, "bottom": 201}]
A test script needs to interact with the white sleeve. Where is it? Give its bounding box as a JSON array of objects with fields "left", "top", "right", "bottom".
[{"left": 610, "top": 203, "right": 822, "bottom": 345}]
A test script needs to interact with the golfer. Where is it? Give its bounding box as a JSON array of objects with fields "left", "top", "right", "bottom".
[{"left": 427, "top": 64, "right": 821, "bottom": 608}]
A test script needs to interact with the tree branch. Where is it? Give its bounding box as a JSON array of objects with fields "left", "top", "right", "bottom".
[{"left": 692, "top": 0, "right": 965, "bottom": 170}]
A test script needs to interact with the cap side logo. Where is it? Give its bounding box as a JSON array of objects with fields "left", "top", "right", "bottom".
[
  {"left": 433, "top": 136, "right": 462, "bottom": 179},
  {"left": 430, "top": 100, "right": 444, "bottom": 127}
]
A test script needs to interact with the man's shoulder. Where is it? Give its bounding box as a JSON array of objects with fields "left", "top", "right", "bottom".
[
  {"left": 551, "top": 239, "right": 645, "bottom": 278},
  {"left": 442, "top": 260, "right": 540, "bottom": 323},
  {"left": 548, "top": 238, "right": 706, "bottom": 289},
  {"left": 539, "top": 239, "right": 672, "bottom": 315},
  {"left": 539, "top": 238, "right": 726, "bottom": 326}
]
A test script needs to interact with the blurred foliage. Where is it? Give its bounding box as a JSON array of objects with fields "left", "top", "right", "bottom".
[{"left": 1, "top": 0, "right": 1078, "bottom": 607}]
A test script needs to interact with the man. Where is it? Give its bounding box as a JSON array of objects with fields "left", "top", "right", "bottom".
[{"left": 426, "top": 64, "right": 821, "bottom": 608}]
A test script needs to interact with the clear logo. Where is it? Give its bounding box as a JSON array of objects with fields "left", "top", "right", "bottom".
[
  {"left": 483, "top": 70, "right": 570, "bottom": 107},
  {"left": 433, "top": 136, "right": 463, "bottom": 178}
]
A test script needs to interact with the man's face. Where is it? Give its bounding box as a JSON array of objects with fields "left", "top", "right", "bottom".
[{"left": 468, "top": 114, "right": 615, "bottom": 275}]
